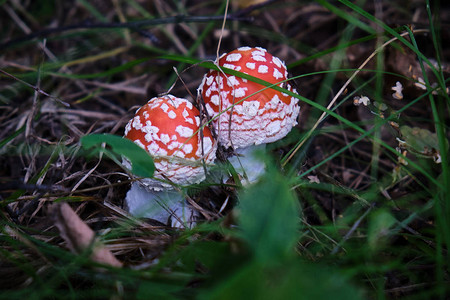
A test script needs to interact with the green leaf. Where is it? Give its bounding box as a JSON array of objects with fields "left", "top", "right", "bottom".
[
  {"left": 199, "top": 260, "right": 365, "bottom": 300},
  {"left": 367, "top": 209, "right": 397, "bottom": 253},
  {"left": 81, "top": 133, "right": 155, "bottom": 178},
  {"left": 400, "top": 125, "right": 448, "bottom": 162},
  {"left": 237, "top": 163, "right": 300, "bottom": 262}
]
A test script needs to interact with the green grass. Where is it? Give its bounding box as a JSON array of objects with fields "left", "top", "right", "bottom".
[{"left": 1, "top": 0, "right": 449, "bottom": 299}]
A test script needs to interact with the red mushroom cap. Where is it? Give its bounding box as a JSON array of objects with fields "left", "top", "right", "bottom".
[
  {"left": 124, "top": 95, "right": 216, "bottom": 190},
  {"left": 199, "top": 47, "right": 300, "bottom": 148}
]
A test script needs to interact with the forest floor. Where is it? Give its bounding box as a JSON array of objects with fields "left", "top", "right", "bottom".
[{"left": 1, "top": 1, "right": 449, "bottom": 299}]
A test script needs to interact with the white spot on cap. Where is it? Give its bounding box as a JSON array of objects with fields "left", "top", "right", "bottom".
[
  {"left": 252, "top": 49, "right": 266, "bottom": 62},
  {"left": 131, "top": 116, "right": 143, "bottom": 130},
  {"left": 175, "top": 125, "right": 194, "bottom": 138},
  {"left": 205, "top": 103, "right": 215, "bottom": 115},
  {"left": 168, "top": 141, "right": 181, "bottom": 150},
  {"left": 223, "top": 63, "right": 237, "bottom": 70},
  {"left": 266, "top": 119, "right": 281, "bottom": 135},
  {"left": 198, "top": 76, "right": 206, "bottom": 93},
  {"left": 238, "top": 46, "right": 252, "bottom": 51},
  {"left": 226, "top": 53, "right": 242, "bottom": 62},
  {"left": 182, "top": 108, "right": 189, "bottom": 119},
  {"left": 206, "top": 75, "right": 214, "bottom": 85},
  {"left": 253, "top": 49, "right": 265, "bottom": 56},
  {"left": 252, "top": 55, "right": 266, "bottom": 62},
  {"left": 143, "top": 121, "right": 159, "bottom": 135},
  {"left": 183, "top": 144, "right": 193, "bottom": 154},
  {"left": 168, "top": 110, "right": 176, "bottom": 119},
  {"left": 205, "top": 87, "right": 212, "bottom": 97},
  {"left": 246, "top": 62, "right": 256, "bottom": 70},
  {"left": 258, "top": 65, "right": 269, "bottom": 74},
  {"left": 242, "top": 100, "right": 260, "bottom": 117},
  {"left": 231, "top": 87, "right": 248, "bottom": 98},
  {"left": 159, "top": 147, "right": 169, "bottom": 156},
  {"left": 270, "top": 94, "right": 281, "bottom": 107},
  {"left": 147, "top": 142, "right": 160, "bottom": 154},
  {"left": 124, "top": 122, "right": 131, "bottom": 135},
  {"left": 211, "top": 94, "right": 220, "bottom": 106},
  {"left": 160, "top": 134, "right": 170, "bottom": 144},
  {"left": 160, "top": 103, "right": 169, "bottom": 112},
  {"left": 144, "top": 132, "right": 154, "bottom": 143},
  {"left": 226, "top": 76, "right": 240, "bottom": 87},
  {"left": 197, "top": 136, "right": 213, "bottom": 157},
  {"left": 220, "top": 90, "right": 229, "bottom": 100},
  {"left": 210, "top": 82, "right": 218, "bottom": 92},
  {"left": 272, "top": 56, "right": 283, "bottom": 68},
  {"left": 273, "top": 68, "right": 283, "bottom": 79}
]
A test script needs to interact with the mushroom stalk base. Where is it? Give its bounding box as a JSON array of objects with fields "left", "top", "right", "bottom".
[
  {"left": 125, "top": 182, "right": 197, "bottom": 228},
  {"left": 226, "top": 144, "right": 266, "bottom": 184}
]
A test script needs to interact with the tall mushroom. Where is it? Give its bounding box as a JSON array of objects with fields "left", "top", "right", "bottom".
[
  {"left": 199, "top": 47, "right": 300, "bottom": 183},
  {"left": 124, "top": 94, "right": 216, "bottom": 227}
]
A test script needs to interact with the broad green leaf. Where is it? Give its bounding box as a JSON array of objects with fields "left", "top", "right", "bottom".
[
  {"left": 237, "top": 163, "right": 300, "bottom": 262},
  {"left": 367, "top": 209, "right": 397, "bottom": 253},
  {"left": 81, "top": 133, "right": 155, "bottom": 178},
  {"left": 199, "top": 260, "right": 365, "bottom": 300}
]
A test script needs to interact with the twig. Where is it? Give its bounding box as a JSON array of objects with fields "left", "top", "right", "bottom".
[{"left": 0, "top": 69, "right": 70, "bottom": 107}]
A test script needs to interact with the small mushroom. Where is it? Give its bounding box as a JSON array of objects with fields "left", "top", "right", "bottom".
[
  {"left": 124, "top": 95, "right": 216, "bottom": 227},
  {"left": 199, "top": 47, "right": 300, "bottom": 183}
]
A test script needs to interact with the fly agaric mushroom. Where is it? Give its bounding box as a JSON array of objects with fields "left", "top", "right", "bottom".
[
  {"left": 124, "top": 94, "right": 216, "bottom": 227},
  {"left": 198, "top": 46, "right": 300, "bottom": 183}
]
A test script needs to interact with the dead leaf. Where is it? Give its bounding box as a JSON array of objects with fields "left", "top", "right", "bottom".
[{"left": 52, "top": 202, "right": 123, "bottom": 268}]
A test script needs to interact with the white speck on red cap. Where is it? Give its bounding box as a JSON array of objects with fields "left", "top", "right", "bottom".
[
  {"left": 206, "top": 75, "right": 214, "bottom": 85},
  {"left": 258, "top": 65, "right": 268, "bottom": 74},
  {"left": 168, "top": 110, "right": 176, "bottom": 119},
  {"left": 226, "top": 76, "right": 240, "bottom": 87},
  {"left": 231, "top": 87, "right": 248, "bottom": 98},
  {"left": 160, "top": 103, "right": 169, "bottom": 113},
  {"left": 210, "top": 94, "right": 220, "bottom": 106},
  {"left": 226, "top": 53, "right": 242, "bottom": 62},
  {"left": 246, "top": 62, "right": 256, "bottom": 69},
  {"left": 160, "top": 134, "right": 170, "bottom": 144},
  {"left": 273, "top": 68, "right": 283, "bottom": 79},
  {"left": 175, "top": 125, "right": 194, "bottom": 138}
]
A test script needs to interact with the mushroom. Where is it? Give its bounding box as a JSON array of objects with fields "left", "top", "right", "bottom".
[
  {"left": 124, "top": 94, "right": 216, "bottom": 227},
  {"left": 198, "top": 46, "right": 300, "bottom": 183}
]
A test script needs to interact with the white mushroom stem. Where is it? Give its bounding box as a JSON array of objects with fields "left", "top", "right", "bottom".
[
  {"left": 226, "top": 144, "right": 267, "bottom": 184},
  {"left": 125, "top": 182, "right": 197, "bottom": 228}
]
